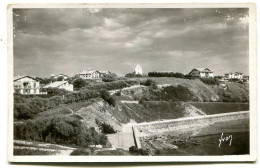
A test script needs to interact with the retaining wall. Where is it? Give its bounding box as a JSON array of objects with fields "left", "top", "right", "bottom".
[{"left": 132, "top": 111, "right": 249, "bottom": 148}]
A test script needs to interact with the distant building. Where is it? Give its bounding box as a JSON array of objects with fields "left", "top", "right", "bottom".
[
  {"left": 225, "top": 72, "right": 243, "bottom": 80},
  {"left": 99, "top": 71, "right": 111, "bottom": 78},
  {"left": 13, "top": 76, "right": 42, "bottom": 94},
  {"left": 135, "top": 64, "right": 143, "bottom": 75},
  {"left": 77, "top": 69, "right": 101, "bottom": 79},
  {"left": 50, "top": 74, "right": 69, "bottom": 80},
  {"left": 188, "top": 68, "right": 214, "bottom": 78},
  {"left": 43, "top": 81, "right": 73, "bottom": 91}
]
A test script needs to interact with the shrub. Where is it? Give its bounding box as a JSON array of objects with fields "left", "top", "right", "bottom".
[
  {"left": 140, "top": 79, "right": 157, "bottom": 89},
  {"left": 129, "top": 146, "right": 138, "bottom": 153},
  {"left": 124, "top": 79, "right": 140, "bottom": 85},
  {"left": 115, "top": 90, "right": 121, "bottom": 96},
  {"left": 40, "top": 87, "right": 68, "bottom": 96},
  {"left": 125, "top": 72, "right": 142, "bottom": 78},
  {"left": 73, "top": 78, "right": 87, "bottom": 90},
  {"left": 99, "top": 89, "right": 116, "bottom": 107},
  {"left": 14, "top": 90, "right": 99, "bottom": 120},
  {"left": 96, "top": 119, "right": 116, "bottom": 134},
  {"left": 102, "top": 74, "right": 117, "bottom": 82},
  {"left": 148, "top": 71, "right": 184, "bottom": 78},
  {"left": 14, "top": 116, "right": 109, "bottom": 148},
  {"left": 70, "top": 149, "right": 91, "bottom": 155},
  {"left": 129, "top": 146, "right": 149, "bottom": 155},
  {"left": 83, "top": 80, "right": 130, "bottom": 91}
]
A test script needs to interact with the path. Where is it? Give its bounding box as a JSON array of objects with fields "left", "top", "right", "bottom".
[
  {"left": 120, "top": 100, "right": 139, "bottom": 104},
  {"left": 107, "top": 123, "right": 136, "bottom": 150}
]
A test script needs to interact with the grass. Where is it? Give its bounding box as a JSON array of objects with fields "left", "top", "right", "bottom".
[
  {"left": 116, "top": 101, "right": 186, "bottom": 123},
  {"left": 14, "top": 148, "right": 57, "bottom": 155},
  {"left": 34, "top": 98, "right": 99, "bottom": 120},
  {"left": 188, "top": 102, "right": 249, "bottom": 115}
]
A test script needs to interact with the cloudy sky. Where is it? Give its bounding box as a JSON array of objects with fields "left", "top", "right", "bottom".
[{"left": 13, "top": 8, "right": 249, "bottom": 77}]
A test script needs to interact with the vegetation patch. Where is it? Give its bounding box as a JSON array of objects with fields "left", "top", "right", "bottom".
[{"left": 200, "top": 78, "right": 220, "bottom": 85}]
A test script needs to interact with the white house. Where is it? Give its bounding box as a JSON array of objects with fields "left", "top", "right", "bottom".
[
  {"left": 77, "top": 69, "right": 101, "bottom": 79},
  {"left": 225, "top": 72, "right": 243, "bottom": 80},
  {"left": 43, "top": 81, "right": 73, "bottom": 91},
  {"left": 188, "top": 68, "right": 214, "bottom": 78},
  {"left": 135, "top": 64, "right": 143, "bottom": 75},
  {"left": 13, "top": 76, "right": 42, "bottom": 94},
  {"left": 50, "top": 74, "right": 69, "bottom": 80}
]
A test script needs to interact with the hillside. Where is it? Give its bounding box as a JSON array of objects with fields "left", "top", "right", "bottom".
[{"left": 130, "top": 77, "right": 249, "bottom": 102}]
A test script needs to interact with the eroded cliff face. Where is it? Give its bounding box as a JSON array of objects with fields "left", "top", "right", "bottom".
[
  {"left": 75, "top": 98, "right": 206, "bottom": 133},
  {"left": 75, "top": 100, "right": 123, "bottom": 132}
]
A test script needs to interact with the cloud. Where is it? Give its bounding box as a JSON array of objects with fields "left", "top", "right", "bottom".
[{"left": 13, "top": 8, "right": 249, "bottom": 77}]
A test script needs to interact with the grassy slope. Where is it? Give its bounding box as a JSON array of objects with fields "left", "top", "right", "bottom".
[
  {"left": 188, "top": 102, "right": 249, "bottom": 115},
  {"left": 132, "top": 77, "right": 249, "bottom": 102}
]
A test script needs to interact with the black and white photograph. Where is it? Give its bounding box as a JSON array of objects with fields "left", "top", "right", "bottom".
[{"left": 7, "top": 3, "right": 257, "bottom": 162}]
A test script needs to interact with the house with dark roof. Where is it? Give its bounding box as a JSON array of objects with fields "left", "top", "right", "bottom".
[
  {"left": 99, "top": 71, "right": 111, "bottom": 78},
  {"left": 13, "top": 76, "right": 43, "bottom": 94},
  {"left": 77, "top": 69, "right": 101, "bottom": 79},
  {"left": 188, "top": 68, "right": 214, "bottom": 78}
]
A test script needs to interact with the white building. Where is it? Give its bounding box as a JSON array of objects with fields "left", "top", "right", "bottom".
[
  {"left": 225, "top": 72, "right": 243, "bottom": 80},
  {"left": 77, "top": 69, "right": 101, "bottom": 79},
  {"left": 43, "top": 81, "right": 73, "bottom": 91},
  {"left": 13, "top": 76, "right": 42, "bottom": 94},
  {"left": 50, "top": 74, "right": 69, "bottom": 80},
  {"left": 188, "top": 68, "right": 214, "bottom": 78},
  {"left": 135, "top": 64, "right": 143, "bottom": 75}
]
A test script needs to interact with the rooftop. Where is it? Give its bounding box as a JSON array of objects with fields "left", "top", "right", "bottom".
[{"left": 43, "top": 81, "right": 68, "bottom": 88}]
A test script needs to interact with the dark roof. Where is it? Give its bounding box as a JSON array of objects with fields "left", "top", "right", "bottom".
[{"left": 13, "top": 75, "right": 38, "bottom": 82}]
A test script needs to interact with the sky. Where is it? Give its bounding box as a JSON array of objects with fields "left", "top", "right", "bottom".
[{"left": 13, "top": 8, "right": 249, "bottom": 77}]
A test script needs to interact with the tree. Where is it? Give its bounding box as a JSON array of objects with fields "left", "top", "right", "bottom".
[
  {"left": 73, "top": 78, "right": 87, "bottom": 90},
  {"left": 99, "top": 89, "right": 116, "bottom": 106},
  {"left": 102, "top": 74, "right": 117, "bottom": 82},
  {"left": 40, "top": 78, "right": 51, "bottom": 85},
  {"left": 57, "top": 76, "right": 64, "bottom": 81}
]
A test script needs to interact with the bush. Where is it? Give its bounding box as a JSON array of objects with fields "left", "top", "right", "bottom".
[
  {"left": 99, "top": 89, "right": 116, "bottom": 107},
  {"left": 102, "top": 74, "right": 117, "bottom": 82},
  {"left": 200, "top": 78, "right": 219, "bottom": 85},
  {"left": 83, "top": 80, "right": 130, "bottom": 91},
  {"left": 14, "top": 90, "right": 100, "bottom": 120},
  {"left": 70, "top": 149, "right": 91, "bottom": 155},
  {"left": 14, "top": 116, "right": 109, "bottom": 148},
  {"left": 115, "top": 90, "right": 121, "bottom": 96},
  {"left": 40, "top": 87, "right": 68, "bottom": 96},
  {"left": 129, "top": 146, "right": 138, "bottom": 153},
  {"left": 148, "top": 71, "right": 184, "bottom": 78},
  {"left": 125, "top": 72, "right": 143, "bottom": 78},
  {"left": 96, "top": 119, "right": 116, "bottom": 134},
  {"left": 129, "top": 146, "right": 149, "bottom": 155},
  {"left": 140, "top": 79, "right": 157, "bottom": 89},
  {"left": 124, "top": 79, "right": 140, "bottom": 85},
  {"left": 73, "top": 78, "right": 87, "bottom": 90}
]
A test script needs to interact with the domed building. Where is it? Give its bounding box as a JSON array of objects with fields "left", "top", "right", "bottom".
[{"left": 135, "top": 64, "right": 143, "bottom": 75}]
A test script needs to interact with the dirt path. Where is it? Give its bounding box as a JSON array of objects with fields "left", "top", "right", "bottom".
[{"left": 120, "top": 100, "right": 139, "bottom": 104}]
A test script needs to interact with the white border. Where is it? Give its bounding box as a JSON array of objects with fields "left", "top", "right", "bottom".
[{"left": 6, "top": 3, "right": 257, "bottom": 163}]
